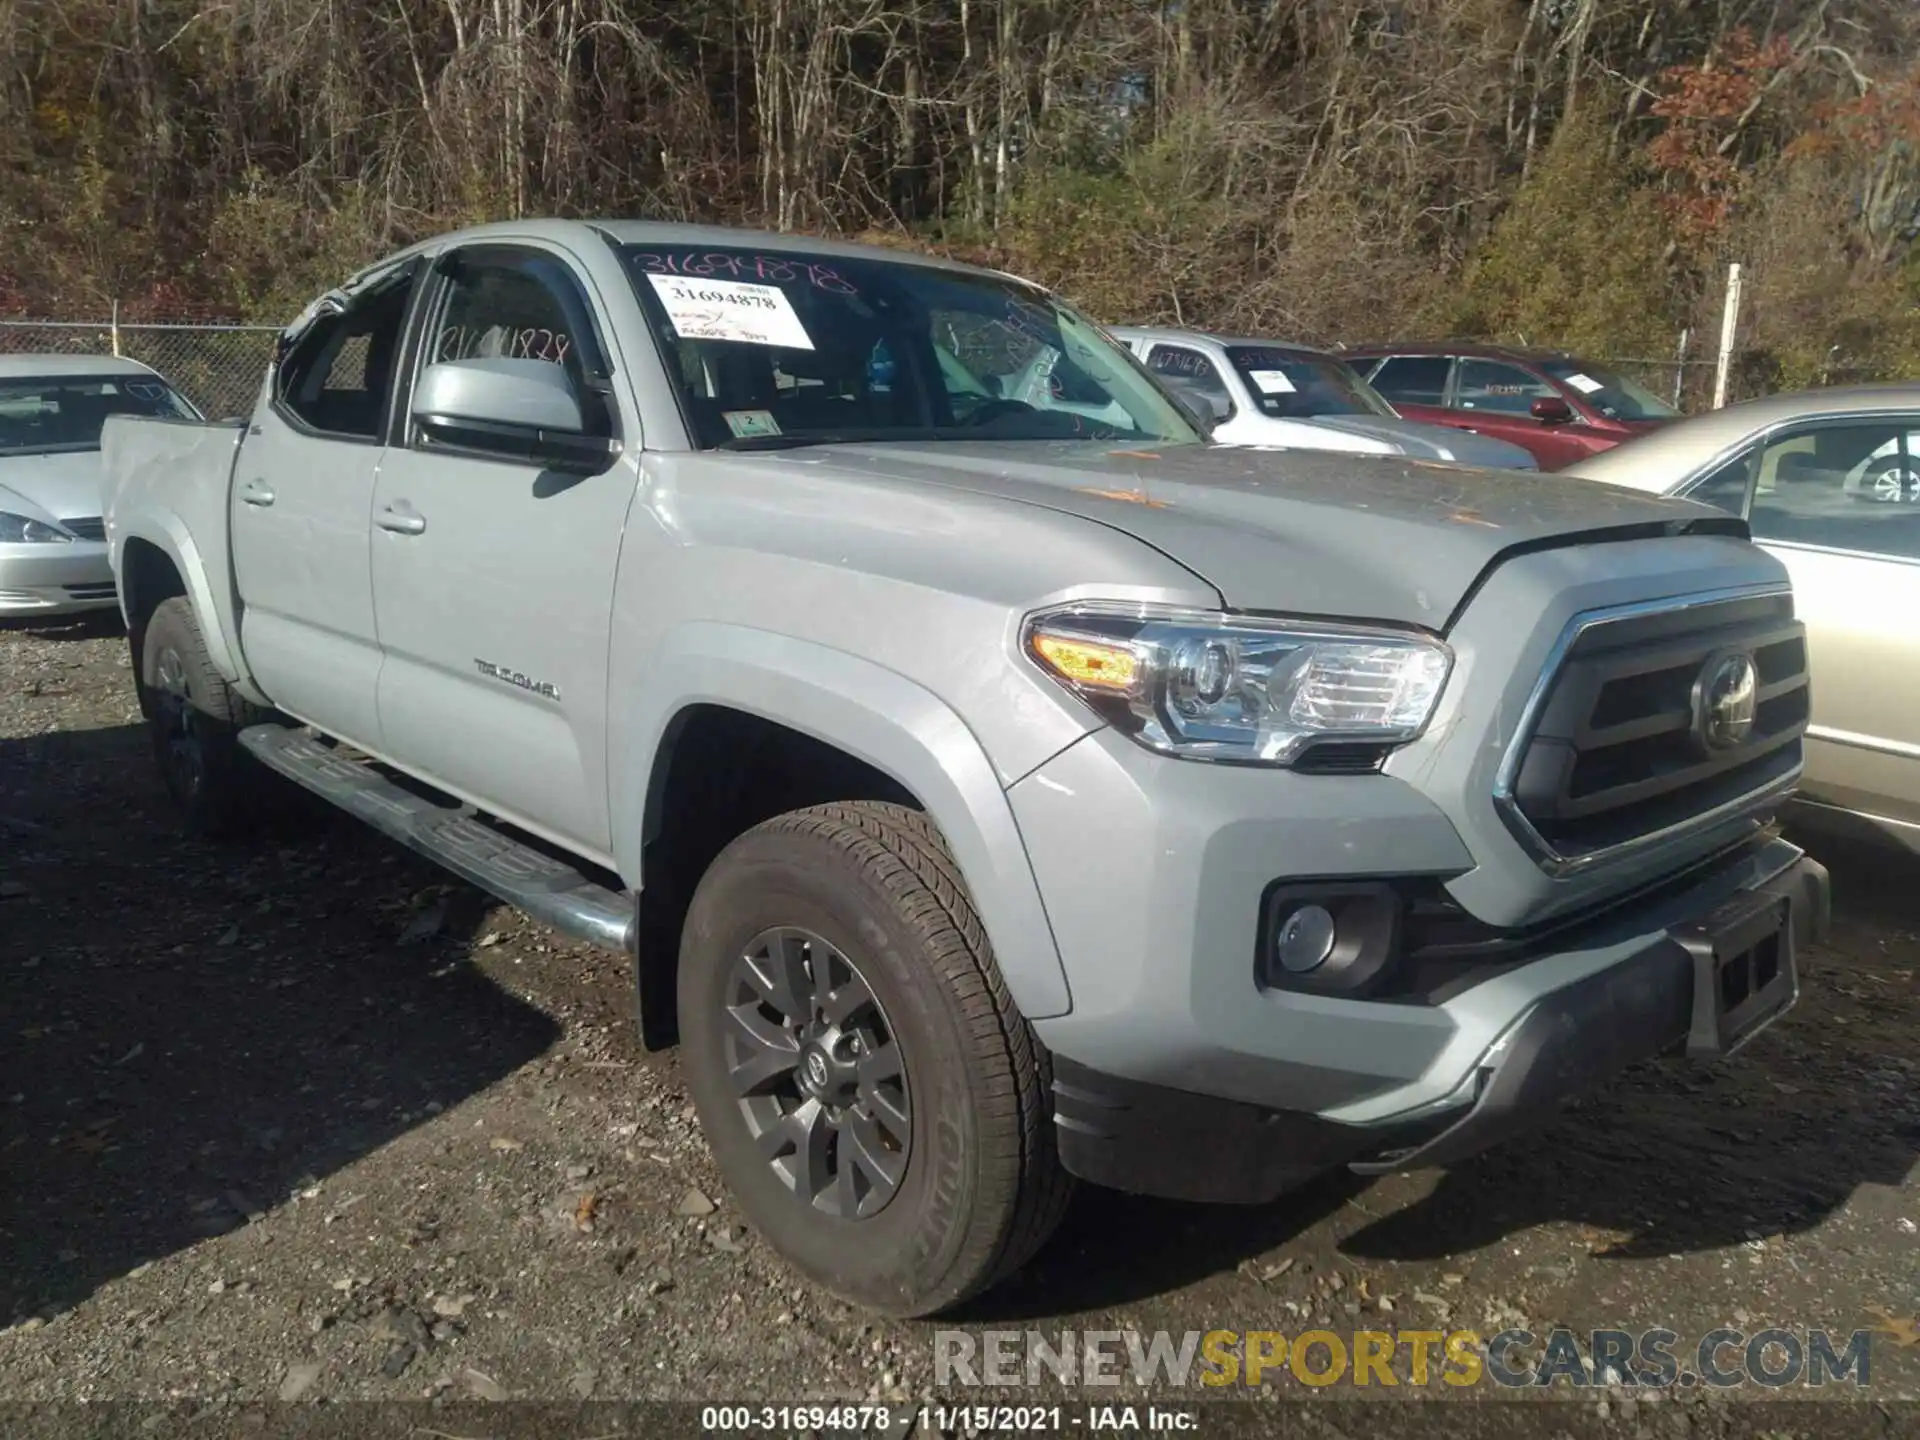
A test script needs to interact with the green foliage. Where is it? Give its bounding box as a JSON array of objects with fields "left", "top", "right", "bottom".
[
  {"left": 1436, "top": 117, "right": 1681, "bottom": 354},
  {"left": 200, "top": 178, "right": 400, "bottom": 323}
]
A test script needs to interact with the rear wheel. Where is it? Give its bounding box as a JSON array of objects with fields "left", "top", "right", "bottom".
[
  {"left": 140, "top": 597, "right": 267, "bottom": 838},
  {"left": 678, "top": 801, "right": 1071, "bottom": 1316},
  {"left": 1862, "top": 456, "right": 1920, "bottom": 503}
]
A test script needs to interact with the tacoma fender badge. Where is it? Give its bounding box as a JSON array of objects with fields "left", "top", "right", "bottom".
[{"left": 474, "top": 659, "right": 561, "bottom": 702}]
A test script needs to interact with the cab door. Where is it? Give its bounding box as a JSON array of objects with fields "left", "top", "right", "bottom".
[
  {"left": 230, "top": 263, "right": 419, "bottom": 748},
  {"left": 1449, "top": 358, "right": 1601, "bottom": 470},
  {"left": 368, "top": 242, "right": 638, "bottom": 860}
]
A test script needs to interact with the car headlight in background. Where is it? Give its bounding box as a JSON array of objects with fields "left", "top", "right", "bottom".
[
  {"left": 1023, "top": 603, "right": 1451, "bottom": 767},
  {"left": 0, "top": 512, "right": 72, "bottom": 544}
]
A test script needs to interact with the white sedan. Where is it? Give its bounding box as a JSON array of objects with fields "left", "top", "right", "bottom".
[
  {"left": 1562, "top": 383, "right": 1920, "bottom": 849},
  {"left": 1108, "top": 326, "right": 1539, "bottom": 469},
  {"left": 0, "top": 354, "right": 199, "bottom": 618}
]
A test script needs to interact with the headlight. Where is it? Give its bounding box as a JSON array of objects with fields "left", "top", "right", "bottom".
[
  {"left": 1023, "top": 603, "right": 1451, "bottom": 766},
  {"left": 0, "top": 512, "right": 71, "bottom": 544}
]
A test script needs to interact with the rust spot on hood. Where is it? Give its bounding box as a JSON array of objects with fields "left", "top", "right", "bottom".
[{"left": 1077, "top": 485, "right": 1171, "bottom": 509}]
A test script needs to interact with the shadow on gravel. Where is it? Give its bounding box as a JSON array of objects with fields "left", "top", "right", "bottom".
[
  {"left": 0, "top": 722, "right": 560, "bottom": 1324},
  {"left": 1340, "top": 830, "right": 1920, "bottom": 1266},
  {"left": 0, "top": 611, "right": 125, "bottom": 643},
  {"left": 953, "top": 1171, "right": 1369, "bottom": 1321}
]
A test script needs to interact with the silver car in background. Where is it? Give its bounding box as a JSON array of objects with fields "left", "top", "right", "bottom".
[
  {"left": 1110, "top": 326, "right": 1539, "bottom": 469},
  {"left": 1563, "top": 383, "right": 1920, "bottom": 851},
  {"left": 0, "top": 355, "right": 200, "bottom": 618}
]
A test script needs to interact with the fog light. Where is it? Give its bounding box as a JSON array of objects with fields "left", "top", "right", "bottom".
[
  {"left": 1275, "top": 904, "right": 1337, "bottom": 973},
  {"left": 1256, "top": 881, "right": 1406, "bottom": 997}
]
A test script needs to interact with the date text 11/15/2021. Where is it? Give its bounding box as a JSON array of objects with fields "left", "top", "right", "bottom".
[{"left": 699, "top": 1405, "right": 1197, "bottom": 1434}]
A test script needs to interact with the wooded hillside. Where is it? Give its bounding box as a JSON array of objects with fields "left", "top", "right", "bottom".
[{"left": 2, "top": 0, "right": 1916, "bottom": 387}]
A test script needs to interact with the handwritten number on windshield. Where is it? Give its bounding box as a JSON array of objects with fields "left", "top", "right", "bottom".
[{"left": 629, "top": 251, "right": 858, "bottom": 295}]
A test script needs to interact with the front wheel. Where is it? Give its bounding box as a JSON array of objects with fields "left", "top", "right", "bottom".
[{"left": 678, "top": 801, "right": 1072, "bottom": 1317}]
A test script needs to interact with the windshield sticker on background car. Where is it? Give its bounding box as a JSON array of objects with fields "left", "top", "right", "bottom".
[
  {"left": 646, "top": 274, "right": 816, "bottom": 351},
  {"left": 1562, "top": 373, "right": 1604, "bottom": 394},
  {"left": 1248, "top": 369, "right": 1297, "bottom": 395},
  {"left": 723, "top": 409, "right": 783, "bottom": 439}
]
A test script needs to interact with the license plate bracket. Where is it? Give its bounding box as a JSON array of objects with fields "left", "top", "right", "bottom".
[{"left": 1669, "top": 890, "right": 1797, "bottom": 1059}]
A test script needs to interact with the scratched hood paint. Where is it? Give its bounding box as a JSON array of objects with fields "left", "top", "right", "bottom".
[{"left": 759, "top": 439, "right": 1727, "bottom": 627}]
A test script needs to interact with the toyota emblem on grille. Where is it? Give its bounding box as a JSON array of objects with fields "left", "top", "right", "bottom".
[{"left": 1694, "top": 650, "right": 1759, "bottom": 752}]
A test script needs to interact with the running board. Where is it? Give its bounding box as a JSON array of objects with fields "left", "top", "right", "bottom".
[{"left": 240, "top": 724, "right": 634, "bottom": 953}]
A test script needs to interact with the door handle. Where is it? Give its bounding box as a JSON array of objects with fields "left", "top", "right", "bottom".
[
  {"left": 240, "top": 479, "right": 275, "bottom": 507},
  {"left": 377, "top": 504, "right": 426, "bottom": 536}
]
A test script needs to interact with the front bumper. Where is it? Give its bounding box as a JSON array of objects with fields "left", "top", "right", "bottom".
[
  {"left": 0, "top": 541, "right": 116, "bottom": 615},
  {"left": 1047, "top": 845, "right": 1826, "bottom": 1204}
]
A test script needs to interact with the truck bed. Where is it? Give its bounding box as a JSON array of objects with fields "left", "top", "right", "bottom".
[{"left": 101, "top": 412, "right": 249, "bottom": 660}]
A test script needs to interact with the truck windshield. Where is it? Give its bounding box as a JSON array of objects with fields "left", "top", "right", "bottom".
[
  {"left": 1222, "top": 347, "right": 1398, "bottom": 420},
  {"left": 619, "top": 246, "right": 1204, "bottom": 449},
  {"left": 1538, "top": 360, "right": 1678, "bottom": 422},
  {"left": 0, "top": 375, "right": 198, "bottom": 455}
]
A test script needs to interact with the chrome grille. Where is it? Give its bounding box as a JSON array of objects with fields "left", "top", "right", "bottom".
[
  {"left": 60, "top": 517, "right": 106, "bottom": 541},
  {"left": 1497, "top": 588, "right": 1809, "bottom": 872}
]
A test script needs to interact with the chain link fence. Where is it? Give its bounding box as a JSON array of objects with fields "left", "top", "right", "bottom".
[
  {"left": 0, "top": 311, "right": 1865, "bottom": 426},
  {"left": 0, "top": 317, "right": 276, "bottom": 421}
]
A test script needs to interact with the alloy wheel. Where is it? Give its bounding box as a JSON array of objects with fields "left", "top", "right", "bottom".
[
  {"left": 722, "top": 927, "right": 912, "bottom": 1220},
  {"left": 152, "top": 645, "right": 204, "bottom": 804}
]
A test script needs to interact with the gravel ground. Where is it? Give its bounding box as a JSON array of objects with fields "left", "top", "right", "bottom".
[{"left": 2, "top": 614, "right": 1918, "bottom": 1424}]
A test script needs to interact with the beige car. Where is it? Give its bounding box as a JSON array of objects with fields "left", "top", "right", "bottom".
[{"left": 1564, "top": 383, "right": 1920, "bottom": 849}]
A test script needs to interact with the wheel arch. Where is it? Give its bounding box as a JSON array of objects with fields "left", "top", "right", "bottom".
[
  {"left": 613, "top": 624, "right": 1073, "bottom": 1042},
  {"left": 113, "top": 517, "right": 254, "bottom": 702}
]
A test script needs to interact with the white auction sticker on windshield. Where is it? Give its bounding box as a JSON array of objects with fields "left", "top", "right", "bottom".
[
  {"left": 1562, "top": 372, "right": 1604, "bottom": 394},
  {"left": 647, "top": 274, "right": 815, "bottom": 351},
  {"left": 1248, "top": 369, "right": 1297, "bottom": 394}
]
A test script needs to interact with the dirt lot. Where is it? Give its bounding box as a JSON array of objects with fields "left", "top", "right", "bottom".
[{"left": 2, "top": 614, "right": 1918, "bottom": 1422}]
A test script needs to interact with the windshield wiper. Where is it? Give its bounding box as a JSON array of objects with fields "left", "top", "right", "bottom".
[{"left": 714, "top": 434, "right": 853, "bottom": 451}]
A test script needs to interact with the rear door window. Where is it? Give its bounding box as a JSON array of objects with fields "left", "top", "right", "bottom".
[
  {"left": 278, "top": 269, "right": 418, "bottom": 441},
  {"left": 1746, "top": 420, "right": 1920, "bottom": 560},
  {"left": 1368, "top": 355, "right": 1453, "bottom": 407}
]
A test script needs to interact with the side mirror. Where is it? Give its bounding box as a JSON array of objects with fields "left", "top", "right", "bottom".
[
  {"left": 1530, "top": 395, "right": 1575, "bottom": 425},
  {"left": 412, "top": 358, "right": 618, "bottom": 472},
  {"left": 1158, "top": 377, "right": 1222, "bottom": 437}
]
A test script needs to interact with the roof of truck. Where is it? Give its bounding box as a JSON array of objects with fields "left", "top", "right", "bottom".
[
  {"left": 0, "top": 354, "right": 166, "bottom": 380},
  {"left": 350, "top": 218, "right": 1033, "bottom": 289}
]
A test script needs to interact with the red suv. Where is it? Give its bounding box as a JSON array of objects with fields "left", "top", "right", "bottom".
[{"left": 1339, "top": 344, "right": 1679, "bottom": 470}]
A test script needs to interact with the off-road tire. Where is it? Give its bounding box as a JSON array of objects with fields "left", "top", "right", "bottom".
[
  {"left": 140, "top": 597, "right": 269, "bottom": 839},
  {"left": 678, "top": 801, "right": 1073, "bottom": 1317}
]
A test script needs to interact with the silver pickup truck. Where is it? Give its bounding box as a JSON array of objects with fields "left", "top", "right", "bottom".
[{"left": 102, "top": 220, "right": 1828, "bottom": 1318}]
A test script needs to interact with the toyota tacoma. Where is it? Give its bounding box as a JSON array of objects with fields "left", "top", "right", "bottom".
[{"left": 101, "top": 220, "right": 1826, "bottom": 1317}]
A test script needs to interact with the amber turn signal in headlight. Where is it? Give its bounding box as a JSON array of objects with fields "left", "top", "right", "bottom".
[{"left": 1024, "top": 602, "right": 1452, "bottom": 768}]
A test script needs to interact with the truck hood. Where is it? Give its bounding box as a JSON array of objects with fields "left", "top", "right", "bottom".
[
  {"left": 756, "top": 439, "right": 1736, "bottom": 628},
  {"left": 0, "top": 450, "right": 106, "bottom": 521},
  {"left": 1297, "top": 415, "right": 1539, "bottom": 470}
]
